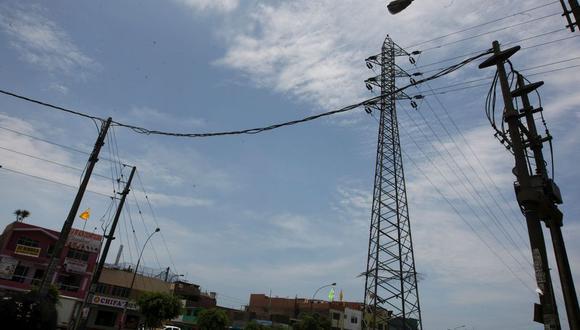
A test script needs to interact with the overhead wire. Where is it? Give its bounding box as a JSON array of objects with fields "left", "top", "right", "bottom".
[
  {"left": 396, "top": 101, "right": 533, "bottom": 270},
  {"left": 0, "top": 165, "right": 113, "bottom": 198},
  {"left": 404, "top": 0, "right": 560, "bottom": 49},
  {"left": 419, "top": 12, "right": 563, "bottom": 52},
  {"left": 135, "top": 169, "right": 180, "bottom": 277},
  {"left": 368, "top": 111, "right": 537, "bottom": 293}
]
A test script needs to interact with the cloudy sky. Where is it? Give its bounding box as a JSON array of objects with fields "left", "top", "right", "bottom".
[{"left": 0, "top": 0, "right": 579, "bottom": 329}]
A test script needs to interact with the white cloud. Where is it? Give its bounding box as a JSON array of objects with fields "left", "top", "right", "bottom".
[
  {"left": 174, "top": 0, "right": 238, "bottom": 12},
  {"left": 0, "top": 3, "right": 98, "bottom": 73}
]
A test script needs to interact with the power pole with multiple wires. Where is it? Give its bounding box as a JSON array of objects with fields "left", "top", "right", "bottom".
[
  {"left": 362, "top": 36, "right": 422, "bottom": 330},
  {"left": 479, "top": 41, "right": 580, "bottom": 330},
  {"left": 37, "top": 117, "right": 113, "bottom": 297},
  {"left": 75, "top": 165, "right": 137, "bottom": 330}
]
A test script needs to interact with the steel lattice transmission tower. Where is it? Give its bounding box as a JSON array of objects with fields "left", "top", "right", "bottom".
[{"left": 362, "top": 36, "right": 422, "bottom": 330}]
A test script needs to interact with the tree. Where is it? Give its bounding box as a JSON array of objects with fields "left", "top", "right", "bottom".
[
  {"left": 293, "top": 313, "right": 330, "bottom": 330},
  {"left": 197, "top": 308, "right": 230, "bottom": 330},
  {"left": 0, "top": 284, "right": 59, "bottom": 330},
  {"left": 14, "top": 209, "right": 31, "bottom": 222},
  {"left": 137, "top": 292, "right": 182, "bottom": 328}
]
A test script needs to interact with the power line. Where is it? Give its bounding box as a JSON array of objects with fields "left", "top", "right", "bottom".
[
  {"left": 368, "top": 112, "right": 537, "bottom": 294},
  {"left": 0, "top": 51, "right": 490, "bottom": 139},
  {"left": 0, "top": 89, "right": 103, "bottom": 121},
  {"left": 420, "top": 12, "right": 562, "bottom": 52},
  {"left": 0, "top": 125, "right": 124, "bottom": 165},
  {"left": 404, "top": 1, "right": 560, "bottom": 49},
  {"left": 0, "top": 165, "right": 113, "bottom": 198},
  {"left": 0, "top": 145, "right": 114, "bottom": 181},
  {"left": 397, "top": 103, "right": 533, "bottom": 271}
]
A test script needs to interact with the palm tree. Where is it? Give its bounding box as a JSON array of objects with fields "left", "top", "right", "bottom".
[{"left": 14, "top": 209, "right": 30, "bottom": 222}]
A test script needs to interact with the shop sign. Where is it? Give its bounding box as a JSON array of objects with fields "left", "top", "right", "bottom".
[
  {"left": 66, "top": 229, "right": 102, "bottom": 253},
  {"left": 0, "top": 256, "right": 18, "bottom": 279},
  {"left": 14, "top": 244, "right": 41, "bottom": 257},
  {"left": 64, "top": 257, "right": 88, "bottom": 273},
  {"left": 91, "top": 295, "right": 137, "bottom": 310}
]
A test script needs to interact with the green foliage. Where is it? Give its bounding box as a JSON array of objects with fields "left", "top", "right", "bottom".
[
  {"left": 197, "top": 308, "right": 230, "bottom": 330},
  {"left": 0, "top": 288, "right": 58, "bottom": 330},
  {"left": 137, "top": 292, "right": 183, "bottom": 327},
  {"left": 293, "top": 313, "right": 331, "bottom": 330}
]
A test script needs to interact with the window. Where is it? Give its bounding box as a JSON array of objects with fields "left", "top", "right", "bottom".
[
  {"left": 351, "top": 316, "right": 358, "bottom": 324},
  {"left": 11, "top": 264, "right": 29, "bottom": 283},
  {"left": 16, "top": 237, "right": 39, "bottom": 247},
  {"left": 111, "top": 285, "right": 130, "bottom": 298},
  {"left": 94, "top": 310, "right": 117, "bottom": 327},
  {"left": 66, "top": 248, "right": 90, "bottom": 261},
  {"left": 57, "top": 274, "right": 82, "bottom": 292},
  {"left": 95, "top": 283, "right": 111, "bottom": 294},
  {"left": 333, "top": 313, "right": 341, "bottom": 320},
  {"left": 31, "top": 268, "right": 45, "bottom": 286},
  {"left": 46, "top": 245, "right": 55, "bottom": 257}
]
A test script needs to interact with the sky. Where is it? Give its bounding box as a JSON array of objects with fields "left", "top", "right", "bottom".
[{"left": 0, "top": 0, "right": 579, "bottom": 329}]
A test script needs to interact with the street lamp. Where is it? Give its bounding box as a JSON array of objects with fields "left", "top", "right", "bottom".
[
  {"left": 118, "top": 227, "right": 160, "bottom": 330},
  {"left": 387, "top": 0, "right": 414, "bottom": 14},
  {"left": 310, "top": 282, "right": 336, "bottom": 313}
]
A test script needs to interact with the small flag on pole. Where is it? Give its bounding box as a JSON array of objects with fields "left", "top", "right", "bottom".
[
  {"left": 79, "top": 208, "right": 91, "bottom": 221},
  {"left": 328, "top": 287, "right": 335, "bottom": 302},
  {"left": 339, "top": 289, "right": 344, "bottom": 302}
]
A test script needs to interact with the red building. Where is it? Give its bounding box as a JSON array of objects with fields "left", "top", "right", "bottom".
[{"left": 0, "top": 220, "right": 102, "bottom": 328}]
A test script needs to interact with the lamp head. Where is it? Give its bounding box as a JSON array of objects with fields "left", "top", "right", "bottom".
[
  {"left": 155, "top": 227, "right": 160, "bottom": 232},
  {"left": 331, "top": 282, "right": 336, "bottom": 286},
  {"left": 387, "top": 0, "right": 414, "bottom": 15}
]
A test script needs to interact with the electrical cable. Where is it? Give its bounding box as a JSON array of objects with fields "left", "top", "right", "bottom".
[
  {"left": 397, "top": 102, "right": 533, "bottom": 269},
  {"left": 411, "top": 30, "right": 573, "bottom": 72},
  {"left": 0, "top": 164, "right": 113, "bottom": 198},
  {"left": 420, "top": 12, "right": 562, "bottom": 52},
  {"left": 368, "top": 112, "right": 537, "bottom": 293},
  {"left": 135, "top": 169, "right": 180, "bottom": 277},
  {"left": 0, "top": 51, "right": 490, "bottom": 139},
  {"left": 0, "top": 89, "right": 104, "bottom": 121},
  {"left": 0, "top": 145, "right": 114, "bottom": 181},
  {"left": 404, "top": 1, "right": 560, "bottom": 48}
]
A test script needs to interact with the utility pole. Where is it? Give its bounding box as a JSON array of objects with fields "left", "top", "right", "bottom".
[
  {"left": 164, "top": 266, "right": 170, "bottom": 281},
  {"left": 560, "top": 0, "right": 580, "bottom": 32},
  {"left": 362, "top": 36, "right": 422, "bottom": 330},
  {"left": 38, "top": 117, "right": 112, "bottom": 297},
  {"left": 517, "top": 73, "right": 580, "bottom": 329},
  {"left": 479, "top": 41, "right": 579, "bottom": 330},
  {"left": 75, "top": 166, "right": 137, "bottom": 330}
]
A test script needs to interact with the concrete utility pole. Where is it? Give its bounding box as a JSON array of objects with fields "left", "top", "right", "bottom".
[
  {"left": 479, "top": 41, "right": 580, "bottom": 330},
  {"left": 76, "top": 166, "right": 137, "bottom": 330},
  {"left": 38, "top": 117, "right": 112, "bottom": 297}
]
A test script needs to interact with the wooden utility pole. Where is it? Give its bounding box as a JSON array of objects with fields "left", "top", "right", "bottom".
[{"left": 38, "top": 117, "right": 112, "bottom": 296}]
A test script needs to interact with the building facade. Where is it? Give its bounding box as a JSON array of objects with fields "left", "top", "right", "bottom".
[
  {"left": 0, "top": 220, "right": 102, "bottom": 328},
  {"left": 247, "top": 293, "right": 364, "bottom": 329}
]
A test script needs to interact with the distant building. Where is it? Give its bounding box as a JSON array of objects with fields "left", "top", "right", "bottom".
[
  {"left": 167, "top": 280, "right": 217, "bottom": 330},
  {"left": 0, "top": 220, "right": 102, "bottom": 328},
  {"left": 247, "top": 293, "right": 365, "bottom": 329}
]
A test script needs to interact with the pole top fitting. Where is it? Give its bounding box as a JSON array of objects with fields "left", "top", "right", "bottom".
[
  {"left": 511, "top": 81, "right": 544, "bottom": 98},
  {"left": 479, "top": 45, "right": 521, "bottom": 69}
]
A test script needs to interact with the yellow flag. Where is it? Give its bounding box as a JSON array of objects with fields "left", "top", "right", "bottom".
[
  {"left": 79, "top": 208, "right": 91, "bottom": 221},
  {"left": 339, "top": 289, "right": 344, "bottom": 302}
]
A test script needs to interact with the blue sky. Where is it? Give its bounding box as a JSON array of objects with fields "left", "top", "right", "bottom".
[{"left": 0, "top": 1, "right": 579, "bottom": 329}]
